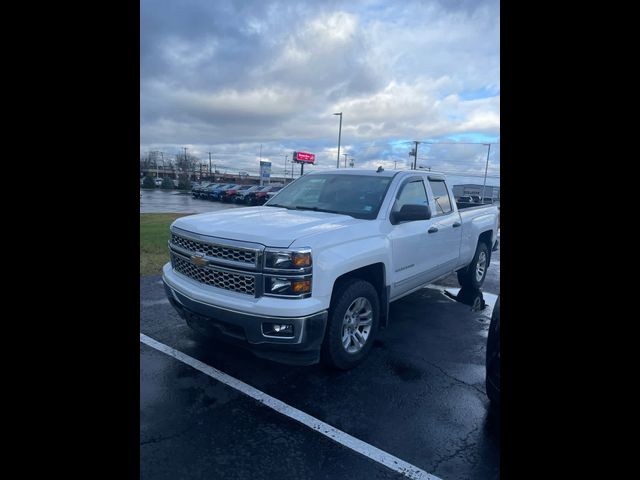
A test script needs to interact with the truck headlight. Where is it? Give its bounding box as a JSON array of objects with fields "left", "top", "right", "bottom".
[
  {"left": 263, "top": 248, "right": 312, "bottom": 298},
  {"left": 264, "top": 276, "right": 311, "bottom": 297},
  {"left": 264, "top": 248, "right": 312, "bottom": 270}
]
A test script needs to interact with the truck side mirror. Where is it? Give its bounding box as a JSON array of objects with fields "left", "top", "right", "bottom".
[{"left": 390, "top": 204, "right": 432, "bottom": 224}]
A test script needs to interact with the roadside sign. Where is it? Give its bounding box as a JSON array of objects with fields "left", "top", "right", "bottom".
[{"left": 293, "top": 151, "right": 315, "bottom": 164}]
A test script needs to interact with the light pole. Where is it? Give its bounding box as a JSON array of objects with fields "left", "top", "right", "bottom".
[
  {"left": 284, "top": 154, "right": 288, "bottom": 181},
  {"left": 481, "top": 143, "right": 491, "bottom": 203},
  {"left": 334, "top": 112, "right": 342, "bottom": 168}
]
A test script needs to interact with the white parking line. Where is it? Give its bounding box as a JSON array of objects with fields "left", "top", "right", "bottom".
[{"left": 140, "top": 333, "right": 442, "bottom": 480}]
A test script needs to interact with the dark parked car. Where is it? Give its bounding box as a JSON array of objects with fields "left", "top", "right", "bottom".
[
  {"left": 244, "top": 185, "right": 275, "bottom": 205},
  {"left": 486, "top": 295, "right": 500, "bottom": 404},
  {"left": 192, "top": 182, "right": 217, "bottom": 198},
  {"left": 220, "top": 184, "right": 255, "bottom": 202},
  {"left": 260, "top": 186, "right": 283, "bottom": 204},
  {"left": 197, "top": 183, "right": 222, "bottom": 199},
  {"left": 209, "top": 184, "right": 239, "bottom": 201},
  {"left": 233, "top": 185, "right": 262, "bottom": 203}
]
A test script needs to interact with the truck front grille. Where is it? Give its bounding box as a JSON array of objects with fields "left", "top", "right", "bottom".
[
  {"left": 171, "top": 252, "right": 256, "bottom": 296},
  {"left": 170, "top": 233, "right": 257, "bottom": 266}
]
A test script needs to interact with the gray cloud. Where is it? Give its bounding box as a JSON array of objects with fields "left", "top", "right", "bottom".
[{"left": 141, "top": 0, "right": 499, "bottom": 179}]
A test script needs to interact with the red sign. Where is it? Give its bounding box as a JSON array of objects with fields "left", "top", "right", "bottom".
[{"left": 295, "top": 151, "right": 315, "bottom": 164}]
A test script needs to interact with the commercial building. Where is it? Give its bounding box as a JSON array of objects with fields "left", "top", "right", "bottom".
[{"left": 452, "top": 184, "right": 500, "bottom": 201}]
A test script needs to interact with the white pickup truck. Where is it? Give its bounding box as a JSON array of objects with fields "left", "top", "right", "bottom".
[{"left": 163, "top": 168, "right": 499, "bottom": 369}]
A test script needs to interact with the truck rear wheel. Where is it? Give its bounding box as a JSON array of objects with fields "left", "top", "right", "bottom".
[
  {"left": 457, "top": 241, "right": 490, "bottom": 289},
  {"left": 321, "top": 279, "right": 380, "bottom": 370}
]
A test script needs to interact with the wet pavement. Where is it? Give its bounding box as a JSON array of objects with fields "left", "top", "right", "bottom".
[
  {"left": 141, "top": 279, "right": 500, "bottom": 479},
  {"left": 140, "top": 193, "right": 500, "bottom": 479},
  {"left": 140, "top": 188, "right": 246, "bottom": 214}
]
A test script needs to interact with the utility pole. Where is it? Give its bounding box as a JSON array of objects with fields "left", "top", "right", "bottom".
[
  {"left": 259, "top": 144, "right": 262, "bottom": 161},
  {"left": 284, "top": 154, "right": 288, "bottom": 182},
  {"left": 394, "top": 160, "right": 397, "bottom": 169},
  {"left": 482, "top": 143, "right": 491, "bottom": 203},
  {"left": 410, "top": 141, "right": 420, "bottom": 170},
  {"left": 342, "top": 153, "right": 348, "bottom": 168},
  {"left": 151, "top": 151, "right": 159, "bottom": 178},
  {"left": 182, "top": 147, "right": 189, "bottom": 181},
  {"left": 334, "top": 112, "right": 342, "bottom": 168}
]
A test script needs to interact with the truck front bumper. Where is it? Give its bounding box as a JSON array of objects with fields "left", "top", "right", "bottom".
[{"left": 163, "top": 280, "right": 328, "bottom": 366}]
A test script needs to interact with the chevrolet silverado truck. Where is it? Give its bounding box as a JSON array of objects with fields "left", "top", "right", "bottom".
[{"left": 163, "top": 169, "right": 499, "bottom": 369}]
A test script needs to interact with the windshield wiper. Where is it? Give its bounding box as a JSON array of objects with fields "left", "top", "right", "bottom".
[
  {"left": 294, "top": 206, "right": 349, "bottom": 216},
  {"left": 264, "top": 203, "right": 293, "bottom": 210}
]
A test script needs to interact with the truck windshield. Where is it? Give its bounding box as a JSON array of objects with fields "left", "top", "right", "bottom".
[{"left": 264, "top": 174, "right": 393, "bottom": 220}]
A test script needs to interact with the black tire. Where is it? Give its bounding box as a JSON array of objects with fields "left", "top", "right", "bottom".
[
  {"left": 321, "top": 279, "right": 380, "bottom": 370},
  {"left": 485, "top": 296, "right": 500, "bottom": 404},
  {"left": 457, "top": 241, "right": 490, "bottom": 289}
]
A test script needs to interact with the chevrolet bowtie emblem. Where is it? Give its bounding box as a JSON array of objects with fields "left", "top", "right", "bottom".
[{"left": 191, "top": 253, "right": 208, "bottom": 267}]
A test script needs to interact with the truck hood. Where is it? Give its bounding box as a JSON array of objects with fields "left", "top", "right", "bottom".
[{"left": 172, "top": 206, "right": 363, "bottom": 247}]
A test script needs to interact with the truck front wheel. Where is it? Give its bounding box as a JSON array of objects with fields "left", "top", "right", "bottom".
[
  {"left": 457, "top": 241, "right": 490, "bottom": 289},
  {"left": 321, "top": 280, "right": 380, "bottom": 370}
]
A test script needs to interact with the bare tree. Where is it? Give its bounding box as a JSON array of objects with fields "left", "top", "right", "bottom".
[{"left": 176, "top": 152, "right": 199, "bottom": 189}]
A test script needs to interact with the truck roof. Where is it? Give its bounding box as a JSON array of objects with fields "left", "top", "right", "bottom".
[{"left": 306, "top": 168, "right": 446, "bottom": 179}]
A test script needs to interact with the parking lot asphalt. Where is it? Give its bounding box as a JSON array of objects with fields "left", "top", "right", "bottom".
[
  {"left": 140, "top": 195, "right": 500, "bottom": 479},
  {"left": 140, "top": 188, "right": 247, "bottom": 214},
  {"left": 141, "top": 279, "right": 499, "bottom": 480}
]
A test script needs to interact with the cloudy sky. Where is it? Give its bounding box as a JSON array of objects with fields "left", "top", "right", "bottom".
[{"left": 140, "top": 0, "right": 500, "bottom": 185}]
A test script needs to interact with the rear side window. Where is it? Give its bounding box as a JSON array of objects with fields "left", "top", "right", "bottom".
[{"left": 428, "top": 180, "right": 453, "bottom": 215}]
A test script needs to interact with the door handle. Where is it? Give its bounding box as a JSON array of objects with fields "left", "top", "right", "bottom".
[
  {"left": 452, "top": 222, "right": 461, "bottom": 228},
  {"left": 428, "top": 226, "right": 439, "bottom": 234}
]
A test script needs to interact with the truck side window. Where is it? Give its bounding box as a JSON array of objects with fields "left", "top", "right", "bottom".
[
  {"left": 428, "top": 179, "right": 453, "bottom": 215},
  {"left": 394, "top": 180, "right": 428, "bottom": 212}
]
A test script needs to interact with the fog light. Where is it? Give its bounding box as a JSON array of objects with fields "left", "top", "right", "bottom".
[{"left": 262, "top": 323, "right": 295, "bottom": 337}]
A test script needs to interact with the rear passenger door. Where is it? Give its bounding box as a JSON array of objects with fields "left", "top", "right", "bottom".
[{"left": 424, "top": 177, "right": 463, "bottom": 276}]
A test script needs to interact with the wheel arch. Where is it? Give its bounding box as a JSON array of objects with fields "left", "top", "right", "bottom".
[{"left": 329, "top": 263, "right": 390, "bottom": 327}]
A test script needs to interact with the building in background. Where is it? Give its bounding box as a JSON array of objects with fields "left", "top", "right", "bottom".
[{"left": 452, "top": 184, "right": 500, "bottom": 202}]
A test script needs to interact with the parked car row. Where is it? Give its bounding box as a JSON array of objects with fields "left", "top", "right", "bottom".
[
  {"left": 457, "top": 195, "right": 497, "bottom": 205},
  {"left": 191, "top": 183, "right": 283, "bottom": 205}
]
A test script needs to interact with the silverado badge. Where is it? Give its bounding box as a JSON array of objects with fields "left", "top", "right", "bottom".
[{"left": 191, "top": 253, "right": 208, "bottom": 267}]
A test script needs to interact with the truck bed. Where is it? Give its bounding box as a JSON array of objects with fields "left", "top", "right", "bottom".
[{"left": 456, "top": 201, "right": 497, "bottom": 211}]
